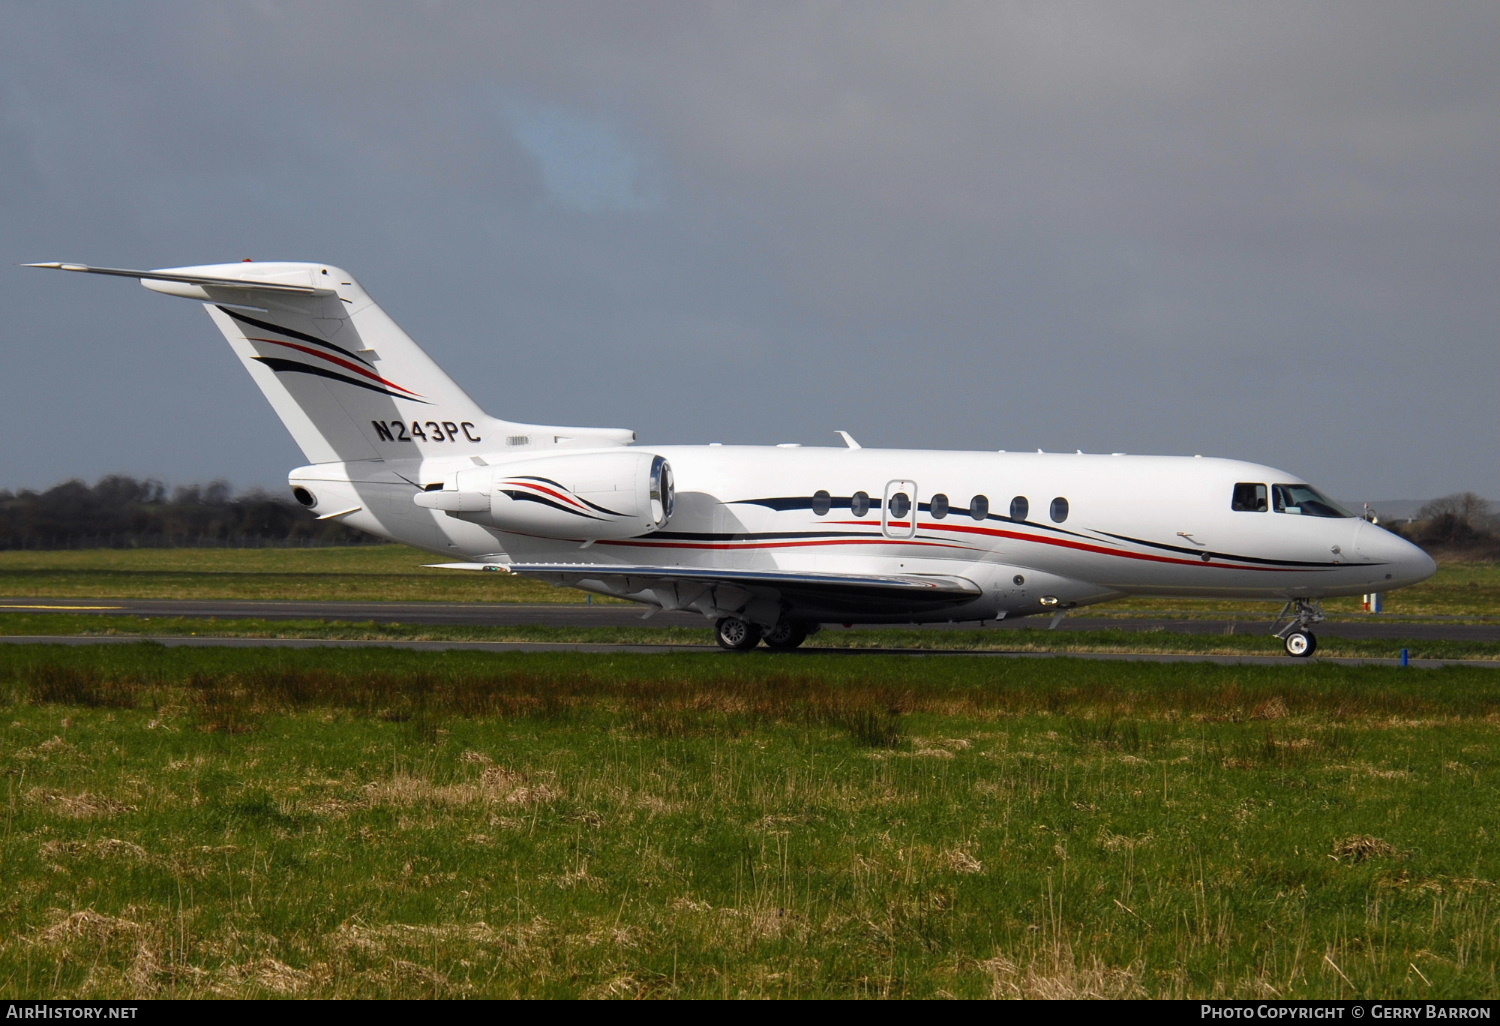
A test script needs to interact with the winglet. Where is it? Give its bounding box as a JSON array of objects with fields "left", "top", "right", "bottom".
[{"left": 835, "top": 430, "right": 862, "bottom": 450}]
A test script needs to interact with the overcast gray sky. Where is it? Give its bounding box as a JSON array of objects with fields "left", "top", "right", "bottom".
[{"left": 3, "top": 1, "right": 1496, "bottom": 502}]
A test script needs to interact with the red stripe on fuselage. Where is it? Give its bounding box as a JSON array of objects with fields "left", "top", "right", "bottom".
[{"left": 825, "top": 519, "right": 1314, "bottom": 573}]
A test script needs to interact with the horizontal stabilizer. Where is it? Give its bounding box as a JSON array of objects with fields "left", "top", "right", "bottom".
[{"left": 25, "top": 262, "right": 336, "bottom": 297}]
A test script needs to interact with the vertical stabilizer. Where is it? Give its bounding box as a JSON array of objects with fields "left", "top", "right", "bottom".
[{"left": 28, "top": 261, "right": 635, "bottom": 463}]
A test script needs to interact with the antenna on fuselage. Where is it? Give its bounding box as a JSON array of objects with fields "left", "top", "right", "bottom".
[{"left": 835, "top": 430, "right": 861, "bottom": 450}]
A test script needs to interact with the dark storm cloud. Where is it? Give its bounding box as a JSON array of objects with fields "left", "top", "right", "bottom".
[{"left": 2, "top": 1, "right": 1495, "bottom": 500}]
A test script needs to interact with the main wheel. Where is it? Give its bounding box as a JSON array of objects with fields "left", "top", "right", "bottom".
[
  {"left": 762, "top": 621, "right": 810, "bottom": 651},
  {"left": 1284, "top": 630, "right": 1317, "bottom": 658},
  {"left": 715, "top": 617, "right": 763, "bottom": 651}
]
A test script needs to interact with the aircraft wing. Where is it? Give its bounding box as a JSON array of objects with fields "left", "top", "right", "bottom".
[{"left": 427, "top": 562, "right": 983, "bottom": 619}]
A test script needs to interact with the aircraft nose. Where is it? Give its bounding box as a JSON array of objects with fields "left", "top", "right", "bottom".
[{"left": 1357, "top": 522, "right": 1437, "bottom": 589}]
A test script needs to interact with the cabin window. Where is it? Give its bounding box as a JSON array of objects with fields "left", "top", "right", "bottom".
[
  {"left": 1050, "top": 497, "right": 1069, "bottom": 523},
  {"left": 1272, "top": 484, "right": 1354, "bottom": 519},
  {"left": 811, "top": 490, "right": 832, "bottom": 516},
  {"left": 1010, "top": 496, "right": 1029, "bottom": 521},
  {"left": 851, "top": 491, "right": 871, "bottom": 517},
  {"left": 969, "top": 494, "right": 989, "bottom": 521},
  {"left": 888, "top": 492, "right": 911, "bottom": 519},
  {"left": 929, "top": 493, "right": 949, "bottom": 519},
  {"left": 1232, "top": 482, "right": 1268, "bottom": 512}
]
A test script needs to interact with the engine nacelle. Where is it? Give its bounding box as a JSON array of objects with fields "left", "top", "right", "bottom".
[{"left": 414, "top": 450, "right": 674, "bottom": 540}]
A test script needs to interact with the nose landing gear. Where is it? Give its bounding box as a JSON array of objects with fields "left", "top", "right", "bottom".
[{"left": 1272, "top": 599, "right": 1324, "bottom": 658}]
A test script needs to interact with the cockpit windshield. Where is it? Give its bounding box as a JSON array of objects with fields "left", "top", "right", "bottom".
[{"left": 1272, "top": 484, "right": 1354, "bottom": 519}]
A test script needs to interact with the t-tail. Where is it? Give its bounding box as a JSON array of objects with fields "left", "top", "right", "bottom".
[{"left": 26, "top": 261, "right": 634, "bottom": 463}]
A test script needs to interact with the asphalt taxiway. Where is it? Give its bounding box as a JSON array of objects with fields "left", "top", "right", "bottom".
[
  {"left": 1, "top": 597, "right": 1497, "bottom": 643},
  {"left": 0, "top": 632, "right": 1494, "bottom": 669},
  {"left": 1, "top": 597, "right": 1497, "bottom": 668}
]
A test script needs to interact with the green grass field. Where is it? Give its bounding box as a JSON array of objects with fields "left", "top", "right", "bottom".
[
  {"left": 2, "top": 645, "right": 1497, "bottom": 998},
  {"left": 0, "top": 546, "right": 595, "bottom": 603},
  {"left": 2, "top": 547, "right": 1497, "bottom": 619},
  {"left": 1108, "top": 559, "right": 1500, "bottom": 621}
]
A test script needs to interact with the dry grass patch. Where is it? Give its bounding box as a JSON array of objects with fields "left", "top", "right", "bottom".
[
  {"left": 31, "top": 908, "right": 207, "bottom": 996},
  {"left": 1334, "top": 762, "right": 1413, "bottom": 780},
  {"left": 38, "top": 908, "right": 144, "bottom": 945},
  {"left": 1332, "top": 835, "right": 1401, "bottom": 862},
  {"left": 716, "top": 905, "right": 809, "bottom": 944},
  {"left": 984, "top": 950, "right": 1147, "bottom": 999},
  {"left": 11, "top": 735, "right": 82, "bottom": 761},
  {"left": 945, "top": 849, "right": 985, "bottom": 874},
  {"left": 359, "top": 765, "right": 560, "bottom": 809},
  {"left": 1251, "top": 697, "right": 1291, "bottom": 720},
  {"left": 331, "top": 919, "right": 505, "bottom": 954},
  {"left": 39, "top": 838, "right": 152, "bottom": 863},
  {"left": 1098, "top": 830, "right": 1156, "bottom": 853},
  {"left": 213, "top": 958, "right": 315, "bottom": 996},
  {"left": 25, "top": 788, "right": 136, "bottom": 819}
]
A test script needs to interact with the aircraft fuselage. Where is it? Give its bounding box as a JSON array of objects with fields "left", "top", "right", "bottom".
[{"left": 292, "top": 445, "right": 1434, "bottom": 624}]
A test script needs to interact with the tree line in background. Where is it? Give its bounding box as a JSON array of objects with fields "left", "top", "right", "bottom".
[
  {"left": 1390, "top": 492, "right": 1500, "bottom": 560},
  {"left": 0, "top": 476, "right": 373, "bottom": 549},
  {"left": 1, "top": 475, "right": 1497, "bottom": 557}
]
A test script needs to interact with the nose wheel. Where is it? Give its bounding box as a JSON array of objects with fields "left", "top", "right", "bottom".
[
  {"left": 1272, "top": 599, "right": 1324, "bottom": 658},
  {"left": 1283, "top": 631, "right": 1318, "bottom": 658}
]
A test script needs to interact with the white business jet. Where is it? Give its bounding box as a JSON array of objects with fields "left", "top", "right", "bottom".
[{"left": 29, "top": 261, "right": 1435, "bottom": 656}]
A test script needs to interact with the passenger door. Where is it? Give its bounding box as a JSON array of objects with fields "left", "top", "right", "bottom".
[{"left": 882, "top": 480, "right": 917, "bottom": 539}]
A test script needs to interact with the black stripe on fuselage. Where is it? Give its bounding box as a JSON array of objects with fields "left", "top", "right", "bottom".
[
  {"left": 220, "top": 307, "right": 374, "bottom": 368},
  {"left": 250, "top": 357, "right": 430, "bottom": 403},
  {"left": 1094, "top": 530, "right": 1363, "bottom": 569}
]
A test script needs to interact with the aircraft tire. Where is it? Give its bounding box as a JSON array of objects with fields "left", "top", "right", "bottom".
[
  {"left": 715, "top": 617, "right": 763, "bottom": 651},
  {"left": 1283, "top": 631, "right": 1317, "bottom": 658},
  {"left": 762, "top": 621, "right": 810, "bottom": 651}
]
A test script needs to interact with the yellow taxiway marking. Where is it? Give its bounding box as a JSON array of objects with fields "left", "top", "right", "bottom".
[{"left": 0, "top": 604, "right": 124, "bottom": 610}]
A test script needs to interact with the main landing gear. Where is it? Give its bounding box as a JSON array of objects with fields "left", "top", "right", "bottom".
[
  {"left": 714, "top": 617, "right": 814, "bottom": 652},
  {"left": 762, "top": 620, "right": 812, "bottom": 651},
  {"left": 1272, "top": 598, "right": 1325, "bottom": 658},
  {"left": 714, "top": 616, "right": 762, "bottom": 651}
]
